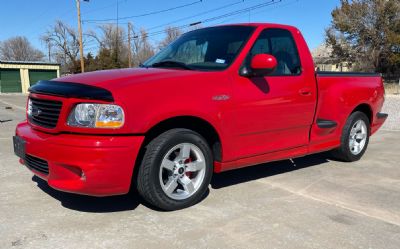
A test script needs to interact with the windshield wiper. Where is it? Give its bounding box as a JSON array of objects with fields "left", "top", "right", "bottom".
[{"left": 151, "top": 60, "right": 193, "bottom": 70}]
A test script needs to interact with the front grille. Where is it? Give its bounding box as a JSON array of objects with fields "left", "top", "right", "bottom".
[
  {"left": 25, "top": 155, "right": 49, "bottom": 175},
  {"left": 29, "top": 97, "right": 62, "bottom": 129}
]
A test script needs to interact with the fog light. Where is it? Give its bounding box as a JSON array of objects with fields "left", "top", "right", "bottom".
[{"left": 61, "top": 165, "right": 84, "bottom": 180}]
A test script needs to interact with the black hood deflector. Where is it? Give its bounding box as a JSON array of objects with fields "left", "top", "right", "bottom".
[{"left": 28, "top": 80, "right": 114, "bottom": 102}]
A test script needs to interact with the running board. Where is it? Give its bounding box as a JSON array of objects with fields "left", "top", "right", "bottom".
[{"left": 316, "top": 119, "right": 337, "bottom": 129}]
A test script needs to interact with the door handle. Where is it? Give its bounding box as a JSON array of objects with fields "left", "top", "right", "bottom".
[{"left": 299, "top": 88, "right": 312, "bottom": 96}]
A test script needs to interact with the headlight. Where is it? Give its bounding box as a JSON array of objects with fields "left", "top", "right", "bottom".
[
  {"left": 27, "top": 98, "right": 32, "bottom": 116},
  {"left": 67, "top": 103, "right": 124, "bottom": 128}
]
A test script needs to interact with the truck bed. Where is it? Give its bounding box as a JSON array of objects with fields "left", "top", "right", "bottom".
[
  {"left": 316, "top": 71, "right": 381, "bottom": 77},
  {"left": 308, "top": 71, "right": 385, "bottom": 153}
]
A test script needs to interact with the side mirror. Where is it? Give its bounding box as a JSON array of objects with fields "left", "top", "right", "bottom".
[{"left": 240, "top": 54, "right": 277, "bottom": 77}]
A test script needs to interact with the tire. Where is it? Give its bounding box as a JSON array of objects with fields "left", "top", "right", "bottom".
[
  {"left": 136, "top": 128, "right": 213, "bottom": 211},
  {"left": 330, "top": 111, "right": 370, "bottom": 162}
]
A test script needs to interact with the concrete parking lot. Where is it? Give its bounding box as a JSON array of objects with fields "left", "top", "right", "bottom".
[{"left": 0, "top": 94, "right": 399, "bottom": 249}]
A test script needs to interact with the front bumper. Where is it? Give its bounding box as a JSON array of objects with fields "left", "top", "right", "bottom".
[{"left": 15, "top": 121, "right": 145, "bottom": 196}]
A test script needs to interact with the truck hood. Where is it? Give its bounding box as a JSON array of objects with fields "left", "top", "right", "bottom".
[{"left": 53, "top": 67, "right": 204, "bottom": 91}]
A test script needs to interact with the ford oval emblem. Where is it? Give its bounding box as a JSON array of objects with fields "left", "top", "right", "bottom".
[{"left": 32, "top": 108, "right": 42, "bottom": 117}]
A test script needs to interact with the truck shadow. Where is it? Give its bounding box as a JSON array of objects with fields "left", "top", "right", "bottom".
[
  {"left": 211, "top": 153, "right": 330, "bottom": 189},
  {"left": 32, "top": 153, "right": 330, "bottom": 213},
  {"left": 32, "top": 176, "right": 143, "bottom": 213}
]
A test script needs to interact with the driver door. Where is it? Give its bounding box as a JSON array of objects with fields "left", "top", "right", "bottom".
[{"left": 231, "top": 28, "right": 316, "bottom": 160}]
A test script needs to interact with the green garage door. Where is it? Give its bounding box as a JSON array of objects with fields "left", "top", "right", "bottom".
[
  {"left": 0, "top": 69, "right": 22, "bottom": 93},
  {"left": 29, "top": 70, "right": 57, "bottom": 86}
]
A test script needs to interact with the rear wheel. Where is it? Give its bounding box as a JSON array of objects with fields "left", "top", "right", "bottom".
[
  {"left": 331, "top": 111, "right": 370, "bottom": 162},
  {"left": 137, "top": 129, "right": 213, "bottom": 211}
]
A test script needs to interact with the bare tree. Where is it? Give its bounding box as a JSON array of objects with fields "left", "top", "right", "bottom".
[
  {"left": 0, "top": 36, "right": 44, "bottom": 61},
  {"left": 41, "top": 20, "right": 82, "bottom": 73},
  {"left": 97, "top": 24, "right": 129, "bottom": 67},
  {"left": 97, "top": 24, "right": 122, "bottom": 49},
  {"left": 158, "top": 27, "right": 182, "bottom": 50},
  {"left": 132, "top": 29, "right": 155, "bottom": 66}
]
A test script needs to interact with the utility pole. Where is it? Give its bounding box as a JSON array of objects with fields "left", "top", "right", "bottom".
[
  {"left": 45, "top": 38, "right": 51, "bottom": 62},
  {"left": 76, "top": 0, "right": 85, "bottom": 73},
  {"left": 128, "top": 22, "right": 132, "bottom": 68},
  {"left": 47, "top": 43, "right": 51, "bottom": 62},
  {"left": 116, "top": 0, "right": 119, "bottom": 66}
]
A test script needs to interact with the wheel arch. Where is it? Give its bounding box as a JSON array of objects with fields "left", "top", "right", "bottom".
[
  {"left": 351, "top": 103, "right": 373, "bottom": 125},
  {"left": 142, "top": 115, "right": 222, "bottom": 161}
]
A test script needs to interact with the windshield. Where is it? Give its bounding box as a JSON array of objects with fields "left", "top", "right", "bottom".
[{"left": 142, "top": 26, "right": 255, "bottom": 71}]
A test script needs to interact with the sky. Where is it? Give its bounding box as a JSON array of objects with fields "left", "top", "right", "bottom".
[{"left": 0, "top": 0, "right": 340, "bottom": 56}]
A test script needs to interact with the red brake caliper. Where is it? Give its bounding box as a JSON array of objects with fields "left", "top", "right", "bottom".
[{"left": 185, "top": 158, "right": 193, "bottom": 178}]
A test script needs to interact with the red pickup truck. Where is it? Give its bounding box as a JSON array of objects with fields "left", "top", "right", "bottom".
[{"left": 14, "top": 23, "right": 387, "bottom": 210}]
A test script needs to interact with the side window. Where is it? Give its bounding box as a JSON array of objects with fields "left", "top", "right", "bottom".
[{"left": 247, "top": 28, "right": 301, "bottom": 75}]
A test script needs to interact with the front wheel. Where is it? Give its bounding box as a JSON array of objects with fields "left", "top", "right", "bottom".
[
  {"left": 137, "top": 129, "right": 213, "bottom": 211},
  {"left": 330, "top": 111, "right": 370, "bottom": 162}
]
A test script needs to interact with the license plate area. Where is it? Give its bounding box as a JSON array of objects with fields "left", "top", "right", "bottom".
[{"left": 13, "top": 136, "right": 26, "bottom": 159}]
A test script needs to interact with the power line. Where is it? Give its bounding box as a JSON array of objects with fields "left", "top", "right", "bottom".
[
  {"left": 17, "top": 7, "right": 55, "bottom": 33},
  {"left": 146, "top": 0, "right": 248, "bottom": 32},
  {"left": 83, "top": 0, "right": 203, "bottom": 22},
  {"left": 241, "top": 0, "right": 299, "bottom": 21},
  {"left": 82, "top": 0, "right": 246, "bottom": 26},
  {"left": 130, "top": 0, "right": 282, "bottom": 40},
  {"left": 86, "top": 0, "right": 252, "bottom": 27},
  {"left": 203, "top": 1, "right": 281, "bottom": 23},
  {"left": 82, "top": 0, "right": 252, "bottom": 32},
  {"left": 24, "top": 6, "right": 76, "bottom": 37},
  {"left": 82, "top": 0, "right": 126, "bottom": 15},
  {"left": 214, "top": 0, "right": 299, "bottom": 25},
  {"left": 82, "top": 0, "right": 286, "bottom": 52},
  {"left": 130, "top": 0, "right": 258, "bottom": 38}
]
